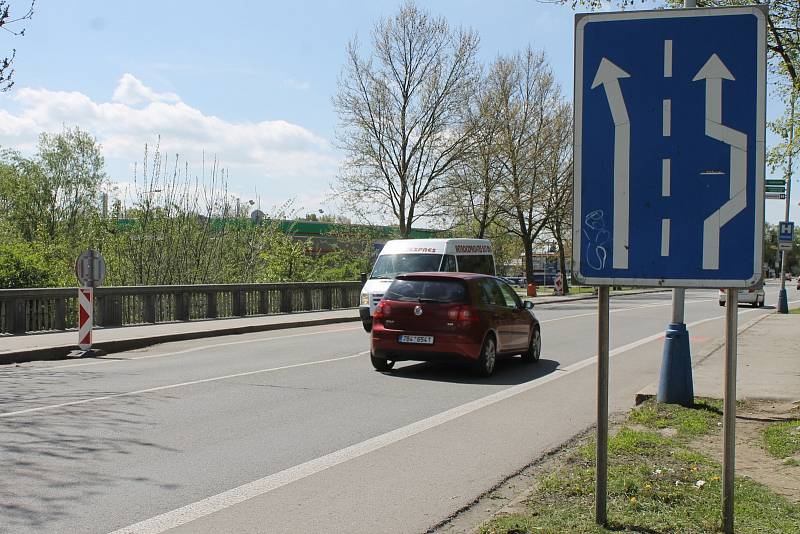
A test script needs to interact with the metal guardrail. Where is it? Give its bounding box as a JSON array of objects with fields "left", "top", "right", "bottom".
[{"left": 0, "top": 282, "right": 362, "bottom": 335}]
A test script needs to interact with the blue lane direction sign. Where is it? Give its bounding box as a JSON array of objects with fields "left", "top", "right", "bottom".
[
  {"left": 779, "top": 221, "right": 794, "bottom": 251},
  {"left": 573, "top": 7, "right": 766, "bottom": 288}
]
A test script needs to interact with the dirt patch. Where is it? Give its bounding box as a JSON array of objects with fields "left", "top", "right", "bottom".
[{"left": 691, "top": 400, "right": 800, "bottom": 503}]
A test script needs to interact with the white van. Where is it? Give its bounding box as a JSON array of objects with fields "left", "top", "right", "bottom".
[{"left": 359, "top": 238, "right": 495, "bottom": 331}]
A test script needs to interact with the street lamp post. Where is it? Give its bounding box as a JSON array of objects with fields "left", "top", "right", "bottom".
[{"left": 778, "top": 90, "right": 795, "bottom": 314}]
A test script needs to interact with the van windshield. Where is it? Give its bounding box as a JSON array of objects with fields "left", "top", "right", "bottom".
[{"left": 370, "top": 254, "right": 443, "bottom": 279}]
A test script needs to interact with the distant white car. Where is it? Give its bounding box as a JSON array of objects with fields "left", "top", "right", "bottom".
[{"left": 718, "top": 287, "right": 765, "bottom": 307}]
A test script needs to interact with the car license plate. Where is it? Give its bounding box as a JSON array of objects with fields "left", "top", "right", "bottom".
[{"left": 398, "top": 335, "right": 434, "bottom": 345}]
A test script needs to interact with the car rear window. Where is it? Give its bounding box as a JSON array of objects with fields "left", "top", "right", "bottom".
[{"left": 385, "top": 279, "right": 468, "bottom": 303}]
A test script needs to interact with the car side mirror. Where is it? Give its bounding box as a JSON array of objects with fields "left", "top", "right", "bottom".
[{"left": 523, "top": 300, "right": 534, "bottom": 310}]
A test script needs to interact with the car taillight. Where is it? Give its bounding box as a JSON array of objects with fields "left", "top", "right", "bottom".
[
  {"left": 374, "top": 301, "right": 391, "bottom": 320},
  {"left": 448, "top": 305, "right": 480, "bottom": 324}
]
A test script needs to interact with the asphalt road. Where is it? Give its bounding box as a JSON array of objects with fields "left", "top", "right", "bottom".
[{"left": 1, "top": 283, "right": 797, "bottom": 534}]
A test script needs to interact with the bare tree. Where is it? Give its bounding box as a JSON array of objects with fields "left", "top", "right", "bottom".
[
  {"left": 543, "top": 102, "right": 574, "bottom": 293},
  {"left": 443, "top": 75, "right": 507, "bottom": 238},
  {"left": 492, "top": 48, "right": 563, "bottom": 284},
  {"left": 333, "top": 1, "right": 479, "bottom": 237},
  {"left": 0, "top": 1, "right": 35, "bottom": 92}
]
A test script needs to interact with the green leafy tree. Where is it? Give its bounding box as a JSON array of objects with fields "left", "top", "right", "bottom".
[
  {"left": 0, "top": 127, "right": 106, "bottom": 244},
  {"left": 260, "top": 230, "right": 317, "bottom": 282},
  {"left": 0, "top": 240, "right": 64, "bottom": 288}
]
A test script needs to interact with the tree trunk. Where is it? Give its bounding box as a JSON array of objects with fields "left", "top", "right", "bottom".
[{"left": 523, "top": 238, "right": 534, "bottom": 284}]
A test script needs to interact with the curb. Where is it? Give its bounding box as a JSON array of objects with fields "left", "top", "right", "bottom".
[
  {"left": 633, "top": 311, "right": 774, "bottom": 405},
  {"left": 0, "top": 315, "right": 360, "bottom": 366}
]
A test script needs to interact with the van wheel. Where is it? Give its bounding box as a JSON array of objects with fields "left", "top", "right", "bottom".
[
  {"left": 475, "top": 335, "right": 497, "bottom": 377},
  {"left": 522, "top": 328, "right": 541, "bottom": 363},
  {"left": 371, "top": 355, "right": 394, "bottom": 372},
  {"left": 362, "top": 321, "right": 372, "bottom": 333}
]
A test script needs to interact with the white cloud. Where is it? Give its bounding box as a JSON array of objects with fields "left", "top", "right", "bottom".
[
  {"left": 0, "top": 74, "right": 339, "bottom": 188},
  {"left": 112, "top": 73, "right": 181, "bottom": 106}
]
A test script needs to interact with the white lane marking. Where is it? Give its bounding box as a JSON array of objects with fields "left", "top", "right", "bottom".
[
  {"left": 664, "top": 40, "right": 673, "bottom": 77},
  {"left": 539, "top": 297, "right": 711, "bottom": 324},
  {"left": 27, "top": 325, "right": 362, "bottom": 371},
  {"left": 0, "top": 352, "right": 368, "bottom": 418},
  {"left": 108, "top": 306, "right": 770, "bottom": 534},
  {"left": 662, "top": 99, "right": 672, "bottom": 136},
  {"left": 661, "top": 219, "right": 671, "bottom": 257},
  {"left": 662, "top": 158, "right": 671, "bottom": 196}
]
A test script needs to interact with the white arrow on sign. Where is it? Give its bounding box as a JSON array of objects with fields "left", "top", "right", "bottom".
[
  {"left": 693, "top": 54, "right": 747, "bottom": 270},
  {"left": 592, "top": 58, "right": 631, "bottom": 270}
]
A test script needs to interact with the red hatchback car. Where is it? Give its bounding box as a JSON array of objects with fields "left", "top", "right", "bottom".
[{"left": 370, "top": 273, "right": 541, "bottom": 377}]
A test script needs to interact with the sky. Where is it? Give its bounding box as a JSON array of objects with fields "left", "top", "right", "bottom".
[{"left": 0, "top": 0, "right": 795, "bottom": 224}]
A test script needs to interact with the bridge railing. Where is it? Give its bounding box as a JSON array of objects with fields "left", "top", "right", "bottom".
[{"left": 0, "top": 282, "right": 362, "bottom": 335}]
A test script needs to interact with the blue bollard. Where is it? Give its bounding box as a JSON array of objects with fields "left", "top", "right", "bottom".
[{"left": 657, "top": 323, "right": 694, "bottom": 406}]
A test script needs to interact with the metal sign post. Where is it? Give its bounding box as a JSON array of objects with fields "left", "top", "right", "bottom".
[
  {"left": 573, "top": 5, "right": 766, "bottom": 529},
  {"left": 595, "top": 286, "right": 610, "bottom": 525},
  {"left": 722, "top": 288, "right": 738, "bottom": 534}
]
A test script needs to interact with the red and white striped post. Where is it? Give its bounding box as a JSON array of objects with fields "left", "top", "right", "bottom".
[
  {"left": 75, "top": 250, "right": 106, "bottom": 355},
  {"left": 78, "top": 287, "right": 93, "bottom": 350}
]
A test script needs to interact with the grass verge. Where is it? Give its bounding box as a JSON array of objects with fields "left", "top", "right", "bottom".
[
  {"left": 763, "top": 420, "right": 800, "bottom": 459},
  {"left": 480, "top": 400, "right": 800, "bottom": 534},
  {"left": 789, "top": 307, "right": 800, "bottom": 315}
]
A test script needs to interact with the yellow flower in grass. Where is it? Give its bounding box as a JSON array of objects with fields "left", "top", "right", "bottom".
[{"left": 630, "top": 496, "right": 638, "bottom": 505}]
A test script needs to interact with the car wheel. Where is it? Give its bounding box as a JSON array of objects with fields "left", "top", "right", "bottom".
[
  {"left": 362, "top": 321, "right": 372, "bottom": 333},
  {"left": 370, "top": 354, "right": 394, "bottom": 372},
  {"left": 752, "top": 301, "right": 759, "bottom": 308},
  {"left": 475, "top": 334, "right": 497, "bottom": 377},
  {"left": 719, "top": 301, "right": 725, "bottom": 307},
  {"left": 522, "top": 327, "right": 541, "bottom": 363}
]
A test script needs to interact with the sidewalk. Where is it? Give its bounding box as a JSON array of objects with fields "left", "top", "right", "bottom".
[
  {"left": 636, "top": 313, "right": 800, "bottom": 403},
  {"left": 0, "top": 309, "right": 359, "bottom": 365},
  {"left": 0, "top": 287, "right": 670, "bottom": 365}
]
